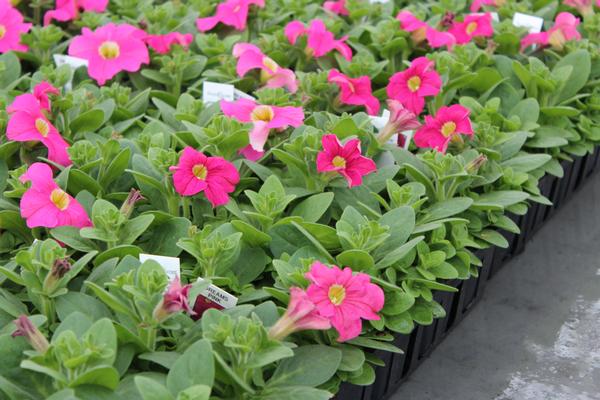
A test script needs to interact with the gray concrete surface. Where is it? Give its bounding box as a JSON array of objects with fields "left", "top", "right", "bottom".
[{"left": 391, "top": 175, "right": 600, "bottom": 400}]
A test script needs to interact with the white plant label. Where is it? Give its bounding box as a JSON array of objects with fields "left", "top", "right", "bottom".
[
  {"left": 193, "top": 278, "right": 238, "bottom": 315},
  {"left": 53, "top": 54, "right": 89, "bottom": 91},
  {"left": 139, "top": 254, "right": 180, "bottom": 281},
  {"left": 369, "top": 0, "right": 390, "bottom": 3},
  {"left": 512, "top": 12, "right": 544, "bottom": 33},
  {"left": 202, "top": 81, "right": 235, "bottom": 104},
  {"left": 401, "top": 130, "right": 414, "bottom": 150},
  {"left": 234, "top": 88, "right": 256, "bottom": 101}
]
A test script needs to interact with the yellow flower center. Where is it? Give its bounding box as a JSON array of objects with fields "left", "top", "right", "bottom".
[
  {"left": 548, "top": 30, "right": 566, "bottom": 50},
  {"left": 412, "top": 27, "right": 427, "bottom": 43},
  {"left": 50, "top": 189, "right": 70, "bottom": 211},
  {"left": 328, "top": 284, "right": 346, "bottom": 306},
  {"left": 35, "top": 118, "right": 50, "bottom": 137},
  {"left": 262, "top": 56, "right": 278, "bottom": 73},
  {"left": 98, "top": 41, "right": 120, "bottom": 60},
  {"left": 192, "top": 164, "right": 208, "bottom": 180},
  {"left": 466, "top": 22, "right": 478, "bottom": 35},
  {"left": 407, "top": 76, "right": 422, "bottom": 92},
  {"left": 250, "top": 105, "right": 275, "bottom": 122},
  {"left": 441, "top": 121, "right": 457, "bottom": 137},
  {"left": 332, "top": 155, "right": 346, "bottom": 168},
  {"left": 0, "top": 25, "right": 6, "bottom": 39}
]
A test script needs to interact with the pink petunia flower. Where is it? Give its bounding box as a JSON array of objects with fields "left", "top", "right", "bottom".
[
  {"left": 152, "top": 276, "right": 195, "bottom": 322},
  {"left": 44, "top": 0, "right": 108, "bottom": 26},
  {"left": 397, "top": 10, "right": 429, "bottom": 44},
  {"left": 19, "top": 163, "right": 92, "bottom": 229},
  {"left": 238, "top": 144, "right": 264, "bottom": 161},
  {"left": 316, "top": 134, "right": 376, "bottom": 188},
  {"left": 220, "top": 98, "right": 304, "bottom": 152},
  {"left": 376, "top": 99, "right": 421, "bottom": 145},
  {"left": 448, "top": 13, "right": 494, "bottom": 45},
  {"left": 68, "top": 23, "right": 149, "bottom": 86},
  {"left": 268, "top": 287, "right": 332, "bottom": 340},
  {"left": 323, "top": 0, "right": 348, "bottom": 16},
  {"left": 144, "top": 32, "right": 193, "bottom": 54},
  {"left": 520, "top": 12, "right": 581, "bottom": 51},
  {"left": 196, "top": 0, "right": 265, "bottom": 32},
  {"left": 564, "top": 0, "right": 594, "bottom": 16},
  {"left": 7, "top": 94, "right": 71, "bottom": 166},
  {"left": 470, "top": 0, "right": 501, "bottom": 12},
  {"left": 426, "top": 27, "right": 457, "bottom": 49},
  {"left": 413, "top": 104, "right": 474, "bottom": 153},
  {"left": 305, "top": 261, "right": 384, "bottom": 342},
  {"left": 32, "top": 81, "right": 60, "bottom": 111},
  {"left": 328, "top": 69, "right": 380, "bottom": 116},
  {"left": 387, "top": 57, "right": 442, "bottom": 115},
  {"left": 169, "top": 147, "right": 240, "bottom": 207},
  {"left": 0, "top": 0, "right": 31, "bottom": 53},
  {"left": 232, "top": 43, "right": 298, "bottom": 93},
  {"left": 284, "top": 19, "right": 353, "bottom": 61}
]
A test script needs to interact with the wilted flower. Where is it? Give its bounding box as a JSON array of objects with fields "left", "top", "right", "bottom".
[
  {"left": 232, "top": 43, "right": 298, "bottom": 93},
  {"left": 414, "top": 104, "right": 474, "bottom": 153},
  {"left": 328, "top": 69, "right": 380, "bottom": 116},
  {"left": 316, "top": 134, "right": 376, "bottom": 188},
  {"left": 196, "top": 0, "right": 265, "bottom": 31},
  {"left": 268, "top": 287, "right": 331, "bottom": 340},
  {"left": 285, "top": 19, "right": 353, "bottom": 61},
  {"left": 120, "top": 189, "right": 145, "bottom": 218},
  {"left": 376, "top": 100, "right": 421, "bottom": 145},
  {"left": 153, "top": 277, "right": 195, "bottom": 323},
  {"left": 12, "top": 315, "right": 49, "bottom": 353}
]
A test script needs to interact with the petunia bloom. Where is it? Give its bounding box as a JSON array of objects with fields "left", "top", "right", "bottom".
[
  {"left": 44, "top": 0, "right": 108, "bottom": 26},
  {"left": 284, "top": 19, "right": 352, "bottom": 61},
  {"left": 376, "top": 100, "right": 421, "bottom": 145},
  {"left": 387, "top": 57, "right": 442, "bottom": 115},
  {"left": 220, "top": 98, "right": 304, "bottom": 152},
  {"left": 144, "top": 32, "right": 193, "bottom": 54},
  {"left": 426, "top": 27, "right": 457, "bottom": 49},
  {"left": 564, "top": 0, "right": 594, "bottom": 16},
  {"left": 305, "top": 261, "right": 384, "bottom": 342},
  {"left": 152, "top": 276, "right": 195, "bottom": 322},
  {"left": 328, "top": 69, "right": 380, "bottom": 116},
  {"left": 268, "top": 287, "right": 332, "bottom": 340},
  {"left": 19, "top": 163, "right": 92, "bottom": 229},
  {"left": 32, "top": 81, "right": 60, "bottom": 111},
  {"left": 7, "top": 94, "right": 71, "bottom": 166},
  {"left": 520, "top": 12, "right": 581, "bottom": 51},
  {"left": 12, "top": 315, "right": 49, "bottom": 353},
  {"left": 0, "top": 0, "right": 31, "bottom": 53},
  {"left": 68, "top": 23, "right": 149, "bottom": 86},
  {"left": 470, "top": 0, "right": 502, "bottom": 12},
  {"left": 413, "top": 104, "right": 474, "bottom": 153},
  {"left": 448, "top": 13, "right": 494, "bottom": 45},
  {"left": 316, "top": 134, "right": 376, "bottom": 188},
  {"left": 397, "top": 11, "right": 429, "bottom": 44},
  {"left": 323, "top": 0, "right": 348, "bottom": 16},
  {"left": 232, "top": 43, "right": 298, "bottom": 93},
  {"left": 196, "top": 0, "right": 265, "bottom": 32},
  {"left": 170, "top": 147, "right": 240, "bottom": 207}
]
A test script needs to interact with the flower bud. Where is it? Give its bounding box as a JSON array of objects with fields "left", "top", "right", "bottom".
[
  {"left": 120, "top": 189, "right": 145, "bottom": 218},
  {"left": 466, "top": 154, "right": 488, "bottom": 174},
  {"left": 12, "top": 315, "right": 49, "bottom": 353},
  {"left": 153, "top": 277, "right": 196, "bottom": 323},
  {"left": 43, "top": 258, "right": 71, "bottom": 294}
]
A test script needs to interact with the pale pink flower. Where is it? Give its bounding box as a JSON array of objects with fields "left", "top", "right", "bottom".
[
  {"left": 19, "top": 163, "right": 92, "bottom": 229},
  {"left": 220, "top": 98, "right": 304, "bottom": 152},
  {"left": 12, "top": 315, "right": 49, "bottom": 353},
  {"left": 68, "top": 23, "right": 149, "bottom": 86},
  {"left": 376, "top": 100, "right": 421, "bottom": 145},
  {"left": 196, "top": 0, "right": 265, "bottom": 32},
  {"left": 414, "top": 104, "right": 474, "bottom": 153},
  {"left": 316, "top": 134, "right": 376, "bottom": 188},
  {"left": 521, "top": 12, "right": 581, "bottom": 51},
  {"left": 564, "top": 0, "right": 594, "bottom": 16},
  {"left": 387, "top": 57, "right": 442, "bottom": 115},
  {"left": 144, "top": 32, "right": 193, "bottom": 54},
  {"left": 44, "top": 0, "right": 108, "bottom": 26},
  {"left": 169, "top": 147, "right": 240, "bottom": 207},
  {"left": 238, "top": 145, "right": 264, "bottom": 161},
  {"left": 284, "top": 19, "right": 353, "bottom": 61},
  {"left": 328, "top": 69, "right": 380, "bottom": 116},
  {"left": 7, "top": 94, "right": 71, "bottom": 166},
  {"left": 152, "top": 276, "right": 195, "bottom": 322},
  {"left": 305, "top": 261, "right": 384, "bottom": 342},
  {"left": 0, "top": 0, "right": 31, "bottom": 53},
  {"left": 268, "top": 287, "right": 332, "bottom": 340},
  {"left": 323, "top": 0, "right": 348, "bottom": 16},
  {"left": 233, "top": 43, "right": 298, "bottom": 93},
  {"left": 449, "top": 13, "right": 494, "bottom": 44}
]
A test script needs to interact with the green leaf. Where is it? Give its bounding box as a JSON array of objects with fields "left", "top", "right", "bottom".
[
  {"left": 70, "top": 109, "right": 105, "bottom": 133},
  {"left": 501, "top": 154, "right": 552, "bottom": 172},
  {"left": 346, "top": 337, "right": 403, "bottom": 353},
  {"left": 472, "top": 190, "right": 529, "bottom": 209},
  {"left": 69, "top": 366, "right": 120, "bottom": 390},
  {"left": 337, "top": 344, "right": 365, "bottom": 372},
  {"left": 420, "top": 197, "right": 473, "bottom": 223},
  {"left": 269, "top": 345, "right": 342, "bottom": 387},
  {"left": 135, "top": 376, "right": 174, "bottom": 400},
  {"left": 166, "top": 339, "right": 214, "bottom": 395},
  {"left": 99, "top": 147, "right": 131, "bottom": 188},
  {"left": 336, "top": 250, "right": 374, "bottom": 271},
  {"left": 291, "top": 193, "right": 334, "bottom": 223}
]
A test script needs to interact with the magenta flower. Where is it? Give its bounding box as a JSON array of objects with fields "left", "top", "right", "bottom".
[
  {"left": 144, "top": 32, "right": 193, "bottom": 54},
  {"left": 316, "top": 134, "right": 376, "bottom": 188},
  {"left": 152, "top": 276, "right": 196, "bottom": 322},
  {"left": 448, "top": 13, "right": 494, "bottom": 44},
  {"left": 564, "top": 0, "right": 594, "bottom": 16},
  {"left": 521, "top": 12, "right": 581, "bottom": 51},
  {"left": 414, "top": 104, "right": 474, "bottom": 153},
  {"left": 323, "top": 0, "right": 348, "bottom": 16},
  {"left": 220, "top": 99, "right": 304, "bottom": 152},
  {"left": 232, "top": 43, "right": 298, "bottom": 93},
  {"left": 284, "top": 19, "right": 352, "bottom": 61},
  {"left": 238, "top": 144, "right": 264, "bottom": 161},
  {"left": 268, "top": 287, "right": 332, "bottom": 340},
  {"left": 328, "top": 69, "right": 380, "bottom": 116},
  {"left": 32, "top": 81, "right": 60, "bottom": 111},
  {"left": 196, "top": 0, "right": 265, "bottom": 32},
  {"left": 44, "top": 0, "right": 108, "bottom": 26},
  {"left": 426, "top": 27, "right": 457, "bottom": 49},
  {"left": 169, "top": 147, "right": 240, "bottom": 207},
  {"left": 470, "top": 0, "right": 501, "bottom": 12},
  {"left": 376, "top": 100, "right": 421, "bottom": 145},
  {"left": 12, "top": 315, "right": 49, "bottom": 353},
  {"left": 0, "top": 0, "right": 31, "bottom": 53},
  {"left": 7, "top": 94, "right": 71, "bottom": 167},
  {"left": 19, "top": 163, "right": 92, "bottom": 229},
  {"left": 68, "top": 23, "right": 149, "bottom": 86},
  {"left": 305, "top": 261, "right": 384, "bottom": 342},
  {"left": 397, "top": 10, "right": 429, "bottom": 44},
  {"left": 387, "top": 57, "right": 442, "bottom": 115}
]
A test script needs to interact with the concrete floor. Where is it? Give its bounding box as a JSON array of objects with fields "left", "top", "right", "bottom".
[{"left": 390, "top": 175, "right": 600, "bottom": 400}]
